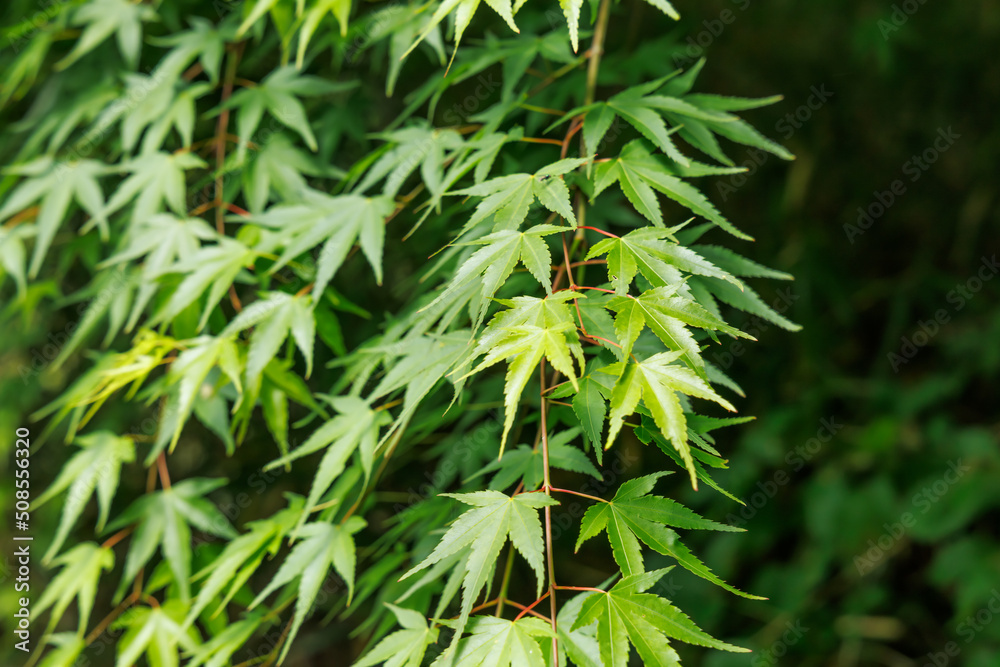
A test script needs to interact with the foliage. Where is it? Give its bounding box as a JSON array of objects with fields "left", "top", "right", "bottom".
[{"left": 0, "top": 0, "right": 806, "bottom": 664}]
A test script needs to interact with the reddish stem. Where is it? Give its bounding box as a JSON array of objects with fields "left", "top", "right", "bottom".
[
  {"left": 156, "top": 453, "right": 171, "bottom": 491},
  {"left": 579, "top": 225, "right": 618, "bottom": 238},
  {"left": 513, "top": 590, "right": 551, "bottom": 622}
]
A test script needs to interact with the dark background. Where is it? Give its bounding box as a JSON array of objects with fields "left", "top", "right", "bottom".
[{"left": 1, "top": 1, "right": 998, "bottom": 666}]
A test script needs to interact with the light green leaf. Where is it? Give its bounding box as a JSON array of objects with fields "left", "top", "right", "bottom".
[
  {"left": 35, "top": 543, "right": 114, "bottom": 633},
  {"left": 0, "top": 158, "right": 108, "bottom": 277},
  {"left": 593, "top": 140, "right": 750, "bottom": 238},
  {"left": 574, "top": 570, "right": 748, "bottom": 667},
  {"left": 57, "top": 0, "right": 158, "bottom": 70},
  {"left": 249, "top": 518, "right": 367, "bottom": 664},
  {"left": 432, "top": 616, "right": 554, "bottom": 667},
  {"left": 107, "top": 478, "right": 236, "bottom": 602},
  {"left": 400, "top": 491, "right": 558, "bottom": 649},
  {"left": 353, "top": 603, "right": 439, "bottom": 667},
  {"left": 461, "top": 293, "right": 585, "bottom": 454},
  {"left": 113, "top": 600, "right": 201, "bottom": 667},
  {"left": 33, "top": 432, "right": 135, "bottom": 562},
  {"left": 601, "top": 352, "right": 736, "bottom": 487},
  {"left": 249, "top": 191, "right": 394, "bottom": 292}
]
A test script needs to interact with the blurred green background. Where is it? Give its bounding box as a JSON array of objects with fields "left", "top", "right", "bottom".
[{"left": 1, "top": 0, "right": 999, "bottom": 665}]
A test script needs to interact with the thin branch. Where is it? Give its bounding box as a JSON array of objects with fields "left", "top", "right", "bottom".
[
  {"left": 513, "top": 590, "right": 551, "bottom": 622},
  {"left": 100, "top": 527, "right": 133, "bottom": 550},
  {"left": 539, "top": 361, "right": 559, "bottom": 658},
  {"left": 156, "top": 452, "right": 171, "bottom": 491},
  {"left": 579, "top": 225, "right": 618, "bottom": 238},
  {"left": 547, "top": 486, "right": 607, "bottom": 504}
]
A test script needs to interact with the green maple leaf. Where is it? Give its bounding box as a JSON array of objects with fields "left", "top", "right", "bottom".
[
  {"left": 250, "top": 191, "right": 394, "bottom": 293},
  {"left": 222, "top": 291, "right": 316, "bottom": 388},
  {"left": 571, "top": 374, "right": 610, "bottom": 454},
  {"left": 601, "top": 351, "right": 736, "bottom": 487},
  {"left": 428, "top": 224, "right": 565, "bottom": 329},
  {"left": 224, "top": 66, "right": 354, "bottom": 159},
  {"left": 353, "top": 603, "right": 439, "bottom": 667},
  {"left": 658, "top": 59, "right": 794, "bottom": 166},
  {"left": 678, "top": 239, "right": 801, "bottom": 331},
  {"left": 265, "top": 396, "right": 390, "bottom": 531},
  {"left": 100, "top": 214, "right": 217, "bottom": 332},
  {"left": 461, "top": 292, "right": 585, "bottom": 453},
  {"left": 399, "top": 491, "right": 559, "bottom": 648},
  {"left": 607, "top": 286, "right": 752, "bottom": 374},
  {"left": 151, "top": 237, "right": 256, "bottom": 330},
  {"left": 593, "top": 140, "right": 750, "bottom": 238},
  {"left": 369, "top": 332, "right": 470, "bottom": 443},
  {"left": 0, "top": 223, "right": 34, "bottom": 297},
  {"left": 186, "top": 614, "right": 264, "bottom": 667},
  {"left": 0, "top": 157, "right": 108, "bottom": 278},
  {"left": 456, "top": 158, "right": 587, "bottom": 232},
  {"left": 112, "top": 600, "right": 201, "bottom": 667},
  {"left": 401, "top": 0, "right": 522, "bottom": 64},
  {"left": 36, "top": 634, "right": 86, "bottom": 667},
  {"left": 35, "top": 543, "right": 114, "bottom": 633},
  {"left": 161, "top": 335, "right": 243, "bottom": 455},
  {"left": 106, "top": 478, "right": 237, "bottom": 602},
  {"left": 553, "top": 79, "right": 692, "bottom": 166},
  {"left": 553, "top": 584, "right": 604, "bottom": 667},
  {"left": 575, "top": 473, "right": 760, "bottom": 601},
  {"left": 572, "top": 569, "right": 749, "bottom": 667},
  {"left": 33, "top": 432, "right": 135, "bottom": 562},
  {"left": 56, "top": 0, "right": 158, "bottom": 70},
  {"left": 183, "top": 505, "right": 302, "bottom": 628},
  {"left": 433, "top": 616, "right": 554, "bottom": 667},
  {"left": 298, "top": 0, "right": 354, "bottom": 65},
  {"left": 125, "top": 79, "right": 213, "bottom": 153},
  {"left": 249, "top": 518, "right": 367, "bottom": 664},
  {"left": 585, "top": 226, "right": 740, "bottom": 295},
  {"left": 244, "top": 134, "right": 337, "bottom": 213},
  {"left": 356, "top": 124, "right": 466, "bottom": 200},
  {"left": 152, "top": 17, "right": 231, "bottom": 83},
  {"left": 469, "top": 428, "right": 601, "bottom": 490},
  {"left": 102, "top": 152, "right": 207, "bottom": 224}
]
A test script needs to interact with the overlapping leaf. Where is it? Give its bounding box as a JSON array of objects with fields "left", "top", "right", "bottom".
[
  {"left": 593, "top": 141, "right": 750, "bottom": 238},
  {"left": 106, "top": 478, "right": 237, "bottom": 602},
  {"left": 456, "top": 158, "right": 587, "bottom": 231},
  {"left": 427, "top": 224, "right": 564, "bottom": 329},
  {"left": 249, "top": 191, "right": 394, "bottom": 293},
  {"left": 575, "top": 474, "right": 758, "bottom": 599},
  {"left": 112, "top": 600, "right": 200, "bottom": 667},
  {"left": 573, "top": 569, "right": 749, "bottom": 667},
  {"left": 33, "top": 432, "right": 135, "bottom": 561},
  {"left": 353, "top": 603, "right": 439, "bottom": 667},
  {"left": 35, "top": 543, "right": 114, "bottom": 633},
  {"left": 601, "top": 351, "right": 736, "bottom": 486},
  {"left": 249, "top": 518, "right": 366, "bottom": 663},
  {"left": 400, "top": 491, "right": 558, "bottom": 646},
  {"left": 433, "top": 616, "right": 554, "bottom": 667},
  {"left": 461, "top": 292, "right": 585, "bottom": 453}
]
